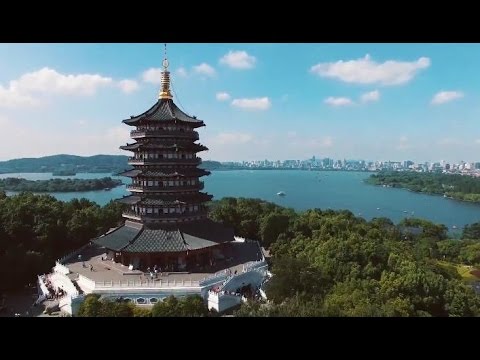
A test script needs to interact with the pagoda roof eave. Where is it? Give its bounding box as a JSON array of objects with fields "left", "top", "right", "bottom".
[{"left": 122, "top": 99, "right": 205, "bottom": 127}]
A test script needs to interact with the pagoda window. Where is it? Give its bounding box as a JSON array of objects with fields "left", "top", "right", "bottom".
[
  {"left": 189, "top": 205, "right": 193, "bottom": 212},
  {"left": 168, "top": 153, "right": 173, "bottom": 159},
  {"left": 194, "top": 205, "right": 199, "bottom": 211},
  {"left": 154, "top": 181, "right": 158, "bottom": 186},
  {"left": 175, "top": 180, "right": 180, "bottom": 186},
  {"left": 163, "top": 181, "right": 168, "bottom": 186},
  {"left": 169, "top": 180, "right": 174, "bottom": 186},
  {"left": 154, "top": 208, "right": 159, "bottom": 214},
  {"left": 147, "top": 208, "right": 153, "bottom": 214},
  {"left": 169, "top": 208, "right": 175, "bottom": 213},
  {"left": 183, "top": 181, "right": 187, "bottom": 186},
  {"left": 163, "top": 208, "right": 169, "bottom": 214},
  {"left": 176, "top": 208, "right": 181, "bottom": 213}
]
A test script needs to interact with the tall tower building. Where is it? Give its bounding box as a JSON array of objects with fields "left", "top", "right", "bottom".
[{"left": 94, "top": 47, "right": 233, "bottom": 271}]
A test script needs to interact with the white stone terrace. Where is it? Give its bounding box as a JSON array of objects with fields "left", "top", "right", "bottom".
[{"left": 60, "top": 238, "right": 266, "bottom": 291}]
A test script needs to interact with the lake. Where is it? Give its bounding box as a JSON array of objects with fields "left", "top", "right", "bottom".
[{"left": 2, "top": 170, "right": 480, "bottom": 231}]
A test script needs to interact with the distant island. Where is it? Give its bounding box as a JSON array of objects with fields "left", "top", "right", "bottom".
[
  {"left": 366, "top": 171, "right": 480, "bottom": 203},
  {"left": 0, "top": 177, "right": 122, "bottom": 192},
  {"left": 0, "top": 154, "right": 223, "bottom": 174}
]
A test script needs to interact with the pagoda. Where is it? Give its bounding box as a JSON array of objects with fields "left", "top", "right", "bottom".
[{"left": 94, "top": 47, "right": 234, "bottom": 272}]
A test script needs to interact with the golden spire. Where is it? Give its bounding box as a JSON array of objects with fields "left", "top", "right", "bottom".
[{"left": 159, "top": 43, "right": 173, "bottom": 100}]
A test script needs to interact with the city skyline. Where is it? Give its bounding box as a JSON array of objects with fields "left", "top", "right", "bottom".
[{"left": 0, "top": 43, "right": 479, "bottom": 163}]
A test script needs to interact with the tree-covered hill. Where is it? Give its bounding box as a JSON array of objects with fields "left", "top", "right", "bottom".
[
  {"left": 366, "top": 171, "right": 480, "bottom": 203},
  {"left": 0, "top": 154, "right": 223, "bottom": 174},
  {"left": 0, "top": 177, "right": 122, "bottom": 192}
]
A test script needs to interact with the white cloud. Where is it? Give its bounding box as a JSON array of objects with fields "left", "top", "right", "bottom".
[
  {"left": 360, "top": 90, "right": 380, "bottom": 103},
  {"left": 176, "top": 67, "right": 188, "bottom": 78},
  {"left": 0, "top": 116, "right": 131, "bottom": 160},
  {"left": 0, "top": 67, "right": 138, "bottom": 108},
  {"left": 324, "top": 96, "right": 354, "bottom": 107},
  {"left": 220, "top": 50, "right": 256, "bottom": 69},
  {"left": 231, "top": 97, "right": 271, "bottom": 111},
  {"left": 142, "top": 68, "right": 163, "bottom": 84},
  {"left": 118, "top": 79, "right": 139, "bottom": 94},
  {"left": 193, "top": 63, "right": 216, "bottom": 77},
  {"left": 310, "top": 54, "right": 431, "bottom": 86},
  {"left": 214, "top": 132, "right": 254, "bottom": 145},
  {"left": 11, "top": 67, "right": 113, "bottom": 96},
  {"left": 431, "top": 91, "right": 464, "bottom": 105},
  {"left": 0, "top": 86, "right": 39, "bottom": 107},
  {"left": 216, "top": 92, "right": 231, "bottom": 101}
]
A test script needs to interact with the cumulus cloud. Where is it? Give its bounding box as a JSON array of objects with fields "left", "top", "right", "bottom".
[
  {"left": 324, "top": 96, "right": 354, "bottom": 107},
  {"left": 176, "top": 67, "right": 188, "bottom": 78},
  {"left": 118, "top": 79, "right": 139, "bottom": 94},
  {"left": 10, "top": 67, "right": 113, "bottom": 96},
  {"left": 193, "top": 63, "right": 216, "bottom": 77},
  {"left": 231, "top": 97, "right": 271, "bottom": 111},
  {"left": 142, "top": 68, "right": 163, "bottom": 84},
  {"left": 220, "top": 50, "right": 256, "bottom": 69},
  {"left": 0, "top": 116, "right": 130, "bottom": 160},
  {"left": 214, "top": 132, "right": 254, "bottom": 145},
  {"left": 431, "top": 91, "right": 464, "bottom": 105},
  {"left": 216, "top": 92, "right": 231, "bottom": 101},
  {"left": 310, "top": 54, "right": 431, "bottom": 86},
  {"left": 0, "top": 67, "right": 139, "bottom": 108},
  {"left": 0, "top": 86, "right": 40, "bottom": 107},
  {"left": 360, "top": 90, "right": 380, "bottom": 103}
]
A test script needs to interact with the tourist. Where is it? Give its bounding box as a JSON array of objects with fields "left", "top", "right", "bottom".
[{"left": 89, "top": 264, "right": 93, "bottom": 272}]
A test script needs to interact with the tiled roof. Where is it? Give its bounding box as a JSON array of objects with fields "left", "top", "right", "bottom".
[
  {"left": 117, "top": 193, "right": 212, "bottom": 206},
  {"left": 120, "top": 142, "right": 208, "bottom": 152},
  {"left": 117, "top": 169, "right": 141, "bottom": 177},
  {"left": 117, "top": 168, "right": 210, "bottom": 178},
  {"left": 93, "top": 223, "right": 142, "bottom": 251},
  {"left": 94, "top": 220, "right": 234, "bottom": 253},
  {"left": 123, "top": 99, "right": 204, "bottom": 126},
  {"left": 117, "top": 195, "right": 142, "bottom": 205},
  {"left": 123, "top": 228, "right": 187, "bottom": 252}
]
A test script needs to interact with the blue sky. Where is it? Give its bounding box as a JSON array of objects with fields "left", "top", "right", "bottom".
[{"left": 0, "top": 43, "right": 479, "bottom": 163}]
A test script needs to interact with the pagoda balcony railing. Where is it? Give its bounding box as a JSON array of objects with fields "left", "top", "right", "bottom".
[
  {"left": 128, "top": 157, "right": 202, "bottom": 165},
  {"left": 127, "top": 182, "right": 204, "bottom": 192},
  {"left": 122, "top": 209, "right": 208, "bottom": 221},
  {"left": 131, "top": 129, "right": 199, "bottom": 140}
]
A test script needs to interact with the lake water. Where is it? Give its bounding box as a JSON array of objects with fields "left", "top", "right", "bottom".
[{"left": 2, "top": 170, "right": 480, "bottom": 230}]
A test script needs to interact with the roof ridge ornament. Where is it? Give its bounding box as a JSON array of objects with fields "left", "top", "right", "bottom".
[{"left": 159, "top": 43, "right": 173, "bottom": 100}]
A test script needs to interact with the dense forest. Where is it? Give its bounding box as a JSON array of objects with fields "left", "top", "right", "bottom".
[
  {"left": 0, "top": 154, "right": 223, "bottom": 174},
  {"left": 0, "top": 192, "right": 124, "bottom": 291},
  {"left": 0, "top": 177, "right": 122, "bottom": 192},
  {"left": 2, "top": 193, "right": 480, "bottom": 316},
  {"left": 77, "top": 294, "right": 210, "bottom": 317},
  {"left": 366, "top": 171, "right": 480, "bottom": 202},
  {"left": 209, "top": 198, "right": 480, "bottom": 317}
]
